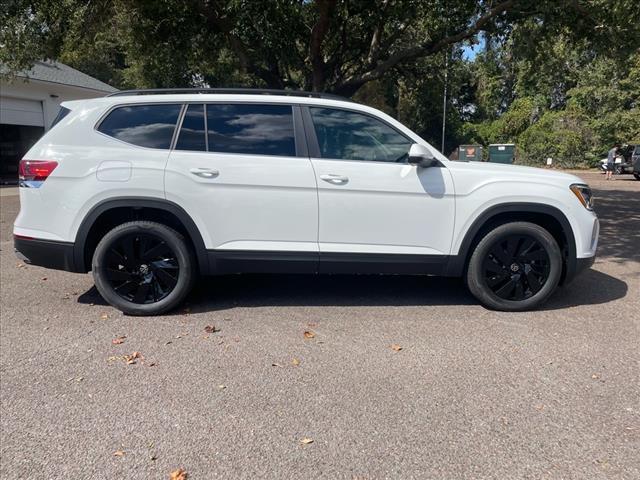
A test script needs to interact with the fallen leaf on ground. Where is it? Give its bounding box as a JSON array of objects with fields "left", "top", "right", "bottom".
[
  {"left": 303, "top": 331, "right": 315, "bottom": 339},
  {"left": 112, "top": 336, "right": 126, "bottom": 345},
  {"left": 218, "top": 384, "right": 226, "bottom": 389},
  {"left": 100, "top": 313, "right": 109, "bottom": 320},
  {"left": 292, "top": 358, "right": 300, "bottom": 366},
  {"left": 390, "top": 344, "right": 403, "bottom": 351},
  {"left": 299, "top": 438, "right": 314, "bottom": 445},
  {"left": 204, "top": 325, "right": 219, "bottom": 334},
  {"left": 170, "top": 468, "right": 188, "bottom": 480},
  {"left": 113, "top": 450, "right": 125, "bottom": 457},
  {"left": 124, "top": 351, "right": 142, "bottom": 364},
  {"left": 271, "top": 363, "right": 283, "bottom": 368},
  {"left": 41, "top": 277, "right": 47, "bottom": 281}
]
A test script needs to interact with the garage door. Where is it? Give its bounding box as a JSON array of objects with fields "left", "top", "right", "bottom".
[{"left": 0, "top": 97, "right": 44, "bottom": 127}]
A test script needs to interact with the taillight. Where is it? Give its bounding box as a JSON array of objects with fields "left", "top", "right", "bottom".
[{"left": 19, "top": 160, "right": 58, "bottom": 188}]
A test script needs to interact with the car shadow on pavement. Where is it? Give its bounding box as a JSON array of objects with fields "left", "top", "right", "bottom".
[{"left": 78, "top": 267, "right": 627, "bottom": 313}]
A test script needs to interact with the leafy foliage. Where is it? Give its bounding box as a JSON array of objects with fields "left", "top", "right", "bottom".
[{"left": 2, "top": 0, "right": 638, "bottom": 165}]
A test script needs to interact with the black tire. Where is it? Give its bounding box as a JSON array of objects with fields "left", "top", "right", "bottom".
[
  {"left": 634, "top": 173, "right": 640, "bottom": 180},
  {"left": 466, "top": 222, "right": 562, "bottom": 311},
  {"left": 92, "top": 221, "right": 195, "bottom": 316}
]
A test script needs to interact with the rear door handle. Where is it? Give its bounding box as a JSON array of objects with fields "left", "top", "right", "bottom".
[
  {"left": 320, "top": 174, "right": 349, "bottom": 185},
  {"left": 190, "top": 167, "right": 219, "bottom": 178}
]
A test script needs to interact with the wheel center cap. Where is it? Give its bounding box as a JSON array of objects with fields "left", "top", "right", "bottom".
[
  {"left": 139, "top": 264, "right": 149, "bottom": 274},
  {"left": 510, "top": 263, "right": 520, "bottom": 272}
]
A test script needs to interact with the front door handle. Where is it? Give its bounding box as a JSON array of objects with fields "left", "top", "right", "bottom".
[
  {"left": 190, "top": 167, "right": 219, "bottom": 179},
  {"left": 320, "top": 174, "right": 349, "bottom": 185}
]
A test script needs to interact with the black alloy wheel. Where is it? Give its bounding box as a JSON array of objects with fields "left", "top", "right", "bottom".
[
  {"left": 466, "top": 222, "right": 562, "bottom": 311},
  {"left": 104, "top": 233, "right": 179, "bottom": 304},
  {"left": 92, "top": 221, "right": 195, "bottom": 316},
  {"left": 482, "top": 234, "right": 550, "bottom": 301}
]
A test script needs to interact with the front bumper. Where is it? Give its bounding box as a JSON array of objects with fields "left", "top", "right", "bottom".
[
  {"left": 563, "top": 254, "right": 596, "bottom": 285},
  {"left": 14, "top": 236, "right": 78, "bottom": 272}
]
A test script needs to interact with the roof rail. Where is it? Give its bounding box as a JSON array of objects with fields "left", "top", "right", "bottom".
[{"left": 107, "top": 87, "right": 351, "bottom": 101}]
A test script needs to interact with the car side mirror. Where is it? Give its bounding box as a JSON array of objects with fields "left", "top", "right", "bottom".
[{"left": 407, "top": 143, "right": 438, "bottom": 168}]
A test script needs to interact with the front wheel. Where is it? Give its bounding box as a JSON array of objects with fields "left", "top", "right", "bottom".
[
  {"left": 466, "top": 222, "right": 562, "bottom": 311},
  {"left": 92, "top": 221, "right": 195, "bottom": 316}
]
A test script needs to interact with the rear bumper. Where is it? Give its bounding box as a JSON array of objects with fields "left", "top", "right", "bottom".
[{"left": 14, "top": 236, "right": 79, "bottom": 272}]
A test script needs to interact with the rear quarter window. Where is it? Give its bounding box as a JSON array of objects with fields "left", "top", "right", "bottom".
[
  {"left": 51, "top": 106, "right": 71, "bottom": 128},
  {"left": 97, "top": 104, "right": 182, "bottom": 149}
]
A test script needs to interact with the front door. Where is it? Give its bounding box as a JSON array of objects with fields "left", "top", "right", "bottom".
[
  {"left": 165, "top": 103, "right": 319, "bottom": 273},
  {"left": 303, "top": 106, "right": 455, "bottom": 273}
]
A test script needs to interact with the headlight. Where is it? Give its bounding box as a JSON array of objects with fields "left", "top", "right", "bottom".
[{"left": 570, "top": 184, "right": 594, "bottom": 210}]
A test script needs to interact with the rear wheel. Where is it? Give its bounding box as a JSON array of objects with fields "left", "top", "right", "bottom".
[
  {"left": 466, "top": 222, "right": 562, "bottom": 311},
  {"left": 92, "top": 221, "right": 195, "bottom": 316}
]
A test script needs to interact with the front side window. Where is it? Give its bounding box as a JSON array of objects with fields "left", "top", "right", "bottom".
[
  {"left": 310, "top": 107, "right": 412, "bottom": 162},
  {"left": 98, "top": 104, "right": 182, "bottom": 149},
  {"left": 175, "top": 104, "right": 206, "bottom": 151},
  {"left": 206, "top": 104, "right": 296, "bottom": 157}
]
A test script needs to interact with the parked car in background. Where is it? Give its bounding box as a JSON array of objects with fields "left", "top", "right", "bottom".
[
  {"left": 599, "top": 144, "right": 637, "bottom": 175},
  {"left": 633, "top": 144, "right": 640, "bottom": 180}
]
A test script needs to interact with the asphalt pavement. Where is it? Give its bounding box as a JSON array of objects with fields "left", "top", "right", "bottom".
[{"left": 0, "top": 171, "right": 638, "bottom": 479}]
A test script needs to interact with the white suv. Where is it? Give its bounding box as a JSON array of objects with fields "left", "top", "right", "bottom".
[{"left": 14, "top": 89, "right": 598, "bottom": 315}]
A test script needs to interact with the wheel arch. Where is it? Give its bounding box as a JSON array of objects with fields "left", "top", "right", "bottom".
[
  {"left": 446, "top": 203, "right": 577, "bottom": 284},
  {"left": 74, "top": 197, "right": 209, "bottom": 274}
]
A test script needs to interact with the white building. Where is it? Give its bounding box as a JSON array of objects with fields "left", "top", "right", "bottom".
[{"left": 1, "top": 60, "right": 117, "bottom": 183}]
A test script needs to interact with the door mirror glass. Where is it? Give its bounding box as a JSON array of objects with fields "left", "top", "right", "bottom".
[{"left": 407, "top": 143, "right": 438, "bottom": 167}]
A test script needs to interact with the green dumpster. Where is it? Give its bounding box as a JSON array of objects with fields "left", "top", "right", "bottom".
[
  {"left": 458, "top": 145, "right": 483, "bottom": 162},
  {"left": 488, "top": 144, "right": 515, "bottom": 164}
]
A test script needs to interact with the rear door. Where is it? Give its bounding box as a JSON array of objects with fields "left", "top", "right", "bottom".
[
  {"left": 303, "top": 106, "right": 455, "bottom": 273},
  {"left": 165, "top": 102, "right": 319, "bottom": 273}
]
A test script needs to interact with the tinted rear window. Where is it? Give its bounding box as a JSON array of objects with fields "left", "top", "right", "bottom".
[
  {"left": 98, "top": 104, "right": 182, "bottom": 149},
  {"left": 206, "top": 104, "right": 296, "bottom": 156},
  {"left": 51, "top": 107, "right": 71, "bottom": 128},
  {"left": 175, "top": 104, "right": 206, "bottom": 151}
]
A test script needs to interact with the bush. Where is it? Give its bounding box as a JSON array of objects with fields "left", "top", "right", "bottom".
[{"left": 517, "top": 110, "right": 596, "bottom": 168}]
